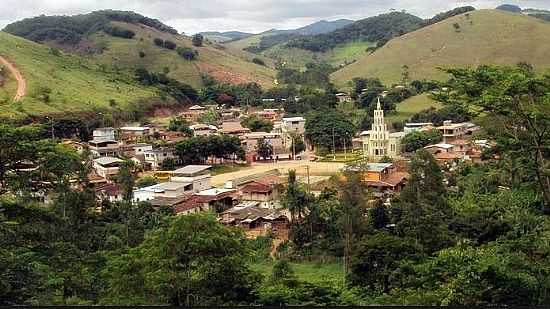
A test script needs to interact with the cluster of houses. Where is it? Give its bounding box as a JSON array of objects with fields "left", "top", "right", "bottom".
[
  {"left": 56, "top": 97, "right": 492, "bottom": 238},
  {"left": 64, "top": 104, "right": 309, "bottom": 236},
  {"left": 360, "top": 98, "right": 486, "bottom": 166}
]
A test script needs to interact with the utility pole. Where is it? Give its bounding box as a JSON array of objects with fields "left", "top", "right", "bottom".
[
  {"left": 292, "top": 135, "right": 296, "bottom": 160},
  {"left": 332, "top": 127, "right": 336, "bottom": 161},
  {"left": 343, "top": 134, "right": 347, "bottom": 160},
  {"left": 45, "top": 116, "right": 54, "bottom": 139}
]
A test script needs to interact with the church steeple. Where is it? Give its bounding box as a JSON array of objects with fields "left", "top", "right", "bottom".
[{"left": 376, "top": 97, "right": 381, "bottom": 110}]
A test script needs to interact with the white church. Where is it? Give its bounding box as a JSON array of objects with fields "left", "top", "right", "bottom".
[{"left": 361, "top": 98, "right": 406, "bottom": 158}]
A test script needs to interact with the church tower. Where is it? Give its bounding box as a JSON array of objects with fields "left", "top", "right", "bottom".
[{"left": 368, "top": 97, "right": 390, "bottom": 157}]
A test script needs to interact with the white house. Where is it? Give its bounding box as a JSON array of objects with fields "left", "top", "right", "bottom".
[
  {"left": 93, "top": 157, "right": 124, "bottom": 179},
  {"left": 144, "top": 147, "right": 180, "bottom": 170},
  {"left": 281, "top": 117, "right": 306, "bottom": 146},
  {"left": 134, "top": 182, "right": 193, "bottom": 203},
  {"left": 170, "top": 165, "right": 212, "bottom": 193},
  {"left": 93, "top": 127, "right": 116, "bottom": 142}
]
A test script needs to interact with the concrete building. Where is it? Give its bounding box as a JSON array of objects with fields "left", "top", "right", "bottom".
[
  {"left": 242, "top": 132, "right": 285, "bottom": 157},
  {"left": 281, "top": 117, "right": 306, "bottom": 146},
  {"left": 93, "top": 157, "right": 124, "bottom": 179},
  {"left": 361, "top": 98, "right": 405, "bottom": 159},
  {"left": 88, "top": 140, "right": 120, "bottom": 158},
  {"left": 190, "top": 124, "right": 219, "bottom": 136},
  {"left": 144, "top": 147, "right": 180, "bottom": 170},
  {"left": 92, "top": 127, "right": 116, "bottom": 142},
  {"left": 171, "top": 165, "right": 212, "bottom": 193},
  {"left": 134, "top": 182, "right": 193, "bottom": 203}
]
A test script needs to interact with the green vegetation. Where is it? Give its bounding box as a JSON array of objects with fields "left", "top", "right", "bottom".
[
  {"left": 0, "top": 31, "right": 156, "bottom": 119},
  {"left": 251, "top": 260, "right": 344, "bottom": 285},
  {"left": 386, "top": 93, "right": 444, "bottom": 124},
  {"left": 402, "top": 129, "right": 443, "bottom": 152},
  {"left": 241, "top": 114, "right": 273, "bottom": 132},
  {"left": 332, "top": 10, "right": 550, "bottom": 86},
  {"left": 287, "top": 12, "right": 423, "bottom": 53}
]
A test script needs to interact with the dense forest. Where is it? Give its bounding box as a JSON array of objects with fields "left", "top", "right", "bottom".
[{"left": 3, "top": 10, "right": 177, "bottom": 46}]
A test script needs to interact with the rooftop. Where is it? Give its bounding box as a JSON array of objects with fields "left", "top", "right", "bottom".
[
  {"left": 425, "top": 143, "right": 455, "bottom": 150},
  {"left": 120, "top": 126, "right": 150, "bottom": 131},
  {"left": 196, "top": 188, "right": 235, "bottom": 196},
  {"left": 173, "top": 165, "right": 212, "bottom": 175},
  {"left": 282, "top": 117, "right": 305, "bottom": 122},
  {"left": 94, "top": 157, "right": 124, "bottom": 166}
]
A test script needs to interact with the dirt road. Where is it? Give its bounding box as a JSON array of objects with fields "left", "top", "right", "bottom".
[
  {"left": 0, "top": 55, "right": 26, "bottom": 102},
  {"left": 211, "top": 161, "right": 345, "bottom": 187}
]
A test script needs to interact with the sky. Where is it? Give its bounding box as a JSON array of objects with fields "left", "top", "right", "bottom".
[{"left": 0, "top": 0, "right": 549, "bottom": 34}]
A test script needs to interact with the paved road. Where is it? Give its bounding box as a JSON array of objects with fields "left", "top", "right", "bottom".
[
  {"left": 0, "top": 55, "right": 26, "bottom": 102},
  {"left": 211, "top": 160, "right": 345, "bottom": 187}
]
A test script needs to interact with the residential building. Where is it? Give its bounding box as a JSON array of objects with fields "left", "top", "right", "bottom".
[
  {"left": 220, "top": 122, "right": 251, "bottom": 136},
  {"left": 436, "top": 121, "right": 469, "bottom": 143},
  {"left": 144, "top": 147, "right": 180, "bottom": 170},
  {"left": 170, "top": 165, "right": 212, "bottom": 193},
  {"left": 281, "top": 117, "right": 306, "bottom": 146},
  {"left": 361, "top": 98, "right": 405, "bottom": 158},
  {"left": 350, "top": 163, "right": 408, "bottom": 193},
  {"left": 88, "top": 140, "right": 120, "bottom": 158},
  {"left": 335, "top": 93, "right": 352, "bottom": 103},
  {"left": 238, "top": 175, "right": 283, "bottom": 209},
  {"left": 120, "top": 127, "right": 151, "bottom": 142},
  {"left": 158, "top": 130, "right": 186, "bottom": 144},
  {"left": 404, "top": 122, "right": 434, "bottom": 134},
  {"left": 134, "top": 182, "right": 193, "bottom": 203},
  {"left": 121, "top": 143, "right": 153, "bottom": 157},
  {"left": 242, "top": 132, "right": 285, "bottom": 158},
  {"left": 219, "top": 202, "right": 289, "bottom": 237},
  {"left": 190, "top": 124, "right": 219, "bottom": 136},
  {"left": 255, "top": 110, "right": 280, "bottom": 123},
  {"left": 94, "top": 183, "right": 123, "bottom": 203},
  {"left": 174, "top": 188, "right": 238, "bottom": 215},
  {"left": 93, "top": 157, "right": 124, "bottom": 179},
  {"left": 181, "top": 107, "right": 206, "bottom": 123},
  {"left": 93, "top": 127, "right": 116, "bottom": 142}
]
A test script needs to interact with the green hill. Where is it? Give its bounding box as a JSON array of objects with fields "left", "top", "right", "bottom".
[
  {"left": 88, "top": 21, "right": 276, "bottom": 89},
  {"left": 331, "top": 10, "right": 550, "bottom": 86},
  {"left": 0, "top": 31, "right": 156, "bottom": 119},
  {"left": 4, "top": 11, "right": 276, "bottom": 89}
]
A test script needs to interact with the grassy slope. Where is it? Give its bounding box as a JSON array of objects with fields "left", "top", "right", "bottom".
[
  {"left": 0, "top": 31, "right": 156, "bottom": 119},
  {"left": 93, "top": 22, "right": 276, "bottom": 89},
  {"left": 386, "top": 93, "right": 443, "bottom": 124},
  {"left": 332, "top": 10, "right": 550, "bottom": 86},
  {"left": 263, "top": 40, "right": 373, "bottom": 69},
  {"left": 251, "top": 260, "right": 344, "bottom": 285}
]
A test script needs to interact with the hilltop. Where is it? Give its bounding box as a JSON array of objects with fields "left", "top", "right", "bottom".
[
  {"left": 4, "top": 10, "right": 276, "bottom": 89},
  {"left": 331, "top": 10, "right": 550, "bottom": 86},
  {"left": 226, "top": 19, "right": 353, "bottom": 55},
  {"left": 200, "top": 31, "right": 254, "bottom": 43},
  {"left": 0, "top": 31, "right": 156, "bottom": 119}
]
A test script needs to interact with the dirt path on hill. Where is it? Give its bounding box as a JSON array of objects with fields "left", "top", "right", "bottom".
[{"left": 0, "top": 55, "right": 26, "bottom": 102}]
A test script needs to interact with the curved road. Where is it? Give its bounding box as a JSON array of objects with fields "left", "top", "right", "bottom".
[{"left": 0, "top": 55, "right": 26, "bottom": 102}]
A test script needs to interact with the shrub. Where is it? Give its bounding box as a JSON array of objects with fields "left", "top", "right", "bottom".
[
  {"left": 153, "top": 38, "right": 164, "bottom": 46},
  {"left": 103, "top": 25, "right": 135, "bottom": 39},
  {"left": 163, "top": 40, "right": 177, "bottom": 50},
  {"left": 252, "top": 58, "right": 266, "bottom": 66},
  {"left": 176, "top": 47, "right": 198, "bottom": 60}
]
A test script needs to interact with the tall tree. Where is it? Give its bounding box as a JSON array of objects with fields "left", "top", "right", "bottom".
[{"left": 434, "top": 65, "right": 550, "bottom": 206}]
